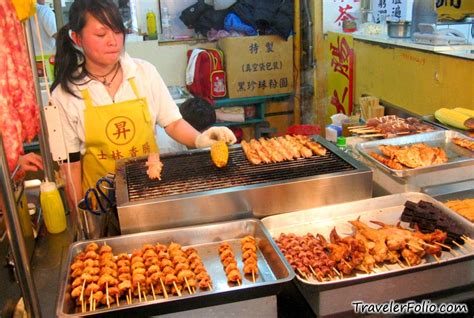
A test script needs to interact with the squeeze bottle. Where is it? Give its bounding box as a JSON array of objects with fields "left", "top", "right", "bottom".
[
  {"left": 40, "top": 179, "right": 67, "bottom": 234},
  {"left": 146, "top": 11, "right": 157, "bottom": 40}
]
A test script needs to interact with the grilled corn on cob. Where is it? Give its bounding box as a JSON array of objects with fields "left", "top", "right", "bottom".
[
  {"left": 434, "top": 108, "right": 474, "bottom": 130},
  {"left": 211, "top": 141, "right": 229, "bottom": 168},
  {"left": 453, "top": 107, "right": 474, "bottom": 118}
]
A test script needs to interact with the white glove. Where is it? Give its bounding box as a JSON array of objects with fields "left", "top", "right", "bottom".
[{"left": 195, "top": 127, "right": 237, "bottom": 148}]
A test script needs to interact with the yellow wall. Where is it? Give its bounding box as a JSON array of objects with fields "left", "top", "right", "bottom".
[{"left": 354, "top": 41, "right": 474, "bottom": 115}]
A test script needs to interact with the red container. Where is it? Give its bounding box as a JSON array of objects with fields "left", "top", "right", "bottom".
[{"left": 286, "top": 125, "right": 321, "bottom": 136}]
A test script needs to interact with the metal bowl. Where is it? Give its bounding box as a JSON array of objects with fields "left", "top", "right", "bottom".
[{"left": 387, "top": 21, "right": 411, "bottom": 38}]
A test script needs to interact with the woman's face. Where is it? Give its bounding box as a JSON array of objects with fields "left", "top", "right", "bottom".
[{"left": 75, "top": 13, "right": 124, "bottom": 68}]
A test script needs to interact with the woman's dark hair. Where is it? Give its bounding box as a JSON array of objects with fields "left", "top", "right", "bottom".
[
  {"left": 179, "top": 97, "right": 217, "bottom": 132},
  {"left": 51, "top": 0, "right": 126, "bottom": 97}
]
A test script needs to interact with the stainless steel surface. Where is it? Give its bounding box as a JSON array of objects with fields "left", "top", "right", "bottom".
[
  {"left": 56, "top": 219, "right": 294, "bottom": 317},
  {"left": 423, "top": 180, "right": 474, "bottom": 199},
  {"left": 116, "top": 137, "right": 373, "bottom": 234},
  {"left": 356, "top": 130, "right": 474, "bottom": 177},
  {"left": 387, "top": 21, "right": 411, "bottom": 38},
  {"left": 0, "top": 135, "right": 42, "bottom": 318},
  {"left": 262, "top": 192, "right": 474, "bottom": 317}
]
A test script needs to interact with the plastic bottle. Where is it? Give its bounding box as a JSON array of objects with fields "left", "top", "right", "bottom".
[
  {"left": 161, "top": 6, "right": 173, "bottom": 40},
  {"left": 40, "top": 179, "right": 67, "bottom": 234},
  {"left": 146, "top": 11, "right": 157, "bottom": 40},
  {"left": 336, "top": 136, "right": 348, "bottom": 153}
]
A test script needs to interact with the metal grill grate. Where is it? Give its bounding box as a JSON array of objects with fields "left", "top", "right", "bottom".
[{"left": 125, "top": 147, "right": 355, "bottom": 201}]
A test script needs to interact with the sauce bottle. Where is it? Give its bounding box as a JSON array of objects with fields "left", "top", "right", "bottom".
[
  {"left": 40, "top": 179, "right": 67, "bottom": 234},
  {"left": 146, "top": 11, "right": 157, "bottom": 40}
]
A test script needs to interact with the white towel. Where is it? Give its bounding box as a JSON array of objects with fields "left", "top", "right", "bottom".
[{"left": 186, "top": 49, "right": 205, "bottom": 86}]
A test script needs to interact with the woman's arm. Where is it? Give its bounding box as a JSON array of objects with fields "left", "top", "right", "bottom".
[
  {"left": 164, "top": 119, "right": 200, "bottom": 148},
  {"left": 60, "top": 161, "right": 83, "bottom": 213}
]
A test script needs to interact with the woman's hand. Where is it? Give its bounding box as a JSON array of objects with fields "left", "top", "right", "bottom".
[
  {"left": 18, "top": 153, "right": 43, "bottom": 172},
  {"left": 195, "top": 127, "right": 237, "bottom": 148}
]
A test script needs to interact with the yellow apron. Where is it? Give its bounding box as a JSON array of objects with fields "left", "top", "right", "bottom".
[{"left": 81, "top": 78, "right": 158, "bottom": 191}]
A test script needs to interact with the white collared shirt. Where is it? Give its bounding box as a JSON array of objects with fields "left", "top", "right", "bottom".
[{"left": 52, "top": 53, "right": 182, "bottom": 155}]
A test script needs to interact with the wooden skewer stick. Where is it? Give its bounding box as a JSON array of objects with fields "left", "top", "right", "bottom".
[
  {"left": 421, "top": 242, "right": 437, "bottom": 248},
  {"left": 433, "top": 254, "right": 441, "bottom": 263},
  {"left": 143, "top": 291, "right": 148, "bottom": 302},
  {"left": 332, "top": 267, "right": 342, "bottom": 278},
  {"left": 359, "top": 134, "right": 386, "bottom": 138},
  {"left": 116, "top": 294, "right": 120, "bottom": 307},
  {"left": 342, "top": 259, "right": 352, "bottom": 269},
  {"left": 348, "top": 125, "right": 368, "bottom": 129},
  {"left": 252, "top": 270, "right": 255, "bottom": 283},
  {"left": 106, "top": 281, "right": 110, "bottom": 308},
  {"left": 452, "top": 240, "right": 469, "bottom": 253},
  {"left": 434, "top": 242, "right": 459, "bottom": 256},
  {"left": 407, "top": 243, "right": 424, "bottom": 252},
  {"left": 360, "top": 265, "right": 369, "bottom": 274},
  {"left": 89, "top": 291, "right": 93, "bottom": 312},
  {"left": 160, "top": 278, "right": 168, "bottom": 299},
  {"left": 405, "top": 257, "right": 411, "bottom": 267},
  {"left": 309, "top": 265, "right": 318, "bottom": 278},
  {"left": 296, "top": 268, "right": 309, "bottom": 280},
  {"left": 237, "top": 279, "right": 241, "bottom": 286},
  {"left": 80, "top": 280, "right": 86, "bottom": 313},
  {"left": 129, "top": 289, "right": 132, "bottom": 304},
  {"left": 383, "top": 263, "right": 391, "bottom": 271},
  {"left": 151, "top": 284, "right": 156, "bottom": 300},
  {"left": 461, "top": 235, "right": 474, "bottom": 244},
  {"left": 184, "top": 277, "right": 193, "bottom": 295},
  {"left": 388, "top": 251, "right": 405, "bottom": 268},
  {"left": 138, "top": 283, "right": 142, "bottom": 302},
  {"left": 208, "top": 284, "right": 213, "bottom": 291},
  {"left": 173, "top": 282, "right": 182, "bottom": 296},
  {"left": 93, "top": 299, "right": 96, "bottom": 312}
]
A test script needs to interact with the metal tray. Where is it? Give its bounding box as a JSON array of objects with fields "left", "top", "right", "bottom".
[
  {"left": 261, "top": 192, "right": 474, "bottom": 317},
  {"left": 56, "top": 219, "right": 294, "bottom": 317},
  {"left": 356, "top": 130, "right": 474, "bottom": 177}
]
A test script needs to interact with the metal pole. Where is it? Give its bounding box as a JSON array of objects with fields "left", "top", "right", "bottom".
[
  {"left": 0, "top": 135, "right": 42, "bottom": 318},
  {"left": 53, "top": 0, "right": 64, "bottom": 29},
  {"left": 24, "top": 20, "right": 55, "bottom": 183}
]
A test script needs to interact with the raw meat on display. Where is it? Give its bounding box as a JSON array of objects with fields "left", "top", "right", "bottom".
[{"left": 0, "top": 1, "right": 40, "bottom": 171}]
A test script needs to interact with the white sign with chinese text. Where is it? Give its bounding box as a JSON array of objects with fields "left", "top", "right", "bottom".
[
  {"left": 323, "top": 0, "right": 361, "bottom": 33},
  {"left": 372, "top": 0, "right": 413, "bottom": 22}
]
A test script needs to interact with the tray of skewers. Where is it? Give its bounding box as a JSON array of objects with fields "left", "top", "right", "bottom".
[
  {"left": 262, "top": 192, "right": 474, "bottom": 289},
  {"left": 348, "top": 115, "right": 439, "bottom": 139},
  {"left": 355, "top": 130, "right": 474, "bottom": 177},
  {"left": 56, "top": 219, "right": 294, "bottom": 317}
]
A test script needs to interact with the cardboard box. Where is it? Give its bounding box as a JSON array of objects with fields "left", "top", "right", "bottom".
[{"left": 218, "top": 35, "right": 294, "bottom": 98}]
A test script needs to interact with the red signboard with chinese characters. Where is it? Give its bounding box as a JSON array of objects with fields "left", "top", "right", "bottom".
[{"left": 327, "top": 32, "right": 354, "bottom": 119}]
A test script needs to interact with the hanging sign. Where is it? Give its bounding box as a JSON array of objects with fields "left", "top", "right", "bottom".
[
  {"left": 323, "top": 0, "right": 361, "bottom": 33},
  {"left": 436, "top": 0, "right": 474, "bottom": 21},
  {"left": 372, "top": 0, "right": 410, "bottom": 22},
  {"left": 327, "top": 32, "right": 354, "bottom": 117}
]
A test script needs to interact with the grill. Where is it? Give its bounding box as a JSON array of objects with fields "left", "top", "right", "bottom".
[
  {"left": 125, "top": 148, "right": 355, "bottom": 201},
  {"left": 116, "top": 136, "right": 373, "bottom": 234}
]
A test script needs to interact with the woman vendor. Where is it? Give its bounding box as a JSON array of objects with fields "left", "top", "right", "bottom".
[{"left": 51, "top": 0, "right": 236, "bottom": 216}]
